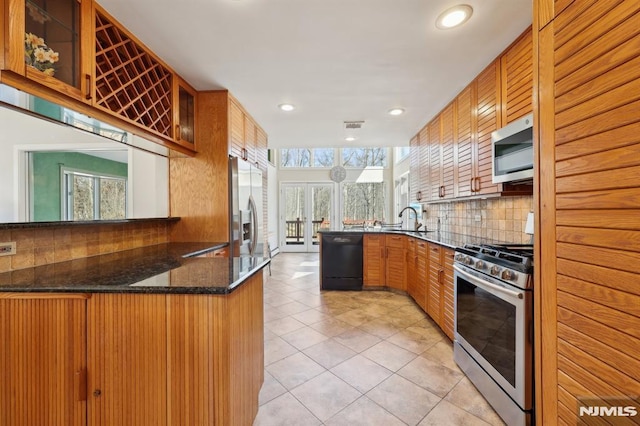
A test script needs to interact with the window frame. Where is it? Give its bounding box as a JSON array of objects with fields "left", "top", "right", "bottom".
[{"left": 61, "top": 166, "right": 127, "bottom": 220}]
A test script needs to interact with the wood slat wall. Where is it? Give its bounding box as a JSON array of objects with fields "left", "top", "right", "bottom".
[
  {"left": 536, "top": 1, "right": 640, "bottom": 423},
  {"left": 418, "top": 126, "right": 430, "bottom": 201},
  {"left": 441, "top": 103, "right": 455, "bottom": 198},
  {"left": 409, "top": 134, "right": 420, "bottom": 201},
  {"left": 428, "top": 120, "right": 441, "bottom": 200}
]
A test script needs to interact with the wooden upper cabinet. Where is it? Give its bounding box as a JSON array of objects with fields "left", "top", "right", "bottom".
[
  {"left": 93, "top": 6, "right": 174, "bottom": 141},
  {"left": 2, "top": 0, "right": 201, "bottom": 153},
  {"left": 0, "top": 293, "right": 88, "bottom": 426},
  {"left": 2, "top": 0, "right": 93, "bottom": 102},
  {"left": 440, "top": 102, "right": 455, "bottom": 200},
  {"left": 409, "top": 134, "right": 421, "bottom": 202},
  {"left": 174, "top": 76, "right": 197, "bottom": 149},
  {"left": 474, "top": 59, "right": 502, "bottom": 196},
  {"left": 428, "top": 119, "right": 442, "bottom": 200},
  {"left": 500, "top": 28, "right": 533, "bottom": 125},
  {"left": 456, "top": 83, "right": 475, "bottom": 197},
  {"left": 228, "top": 96, "right": 262, "bottom": 163},
  {"left": 418, "top": 125, "right": 430, "bottom": 201}
]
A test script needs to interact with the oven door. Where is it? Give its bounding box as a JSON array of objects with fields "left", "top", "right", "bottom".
[{"left": 454, "top": 263, "right": 532, "bottom": 409}]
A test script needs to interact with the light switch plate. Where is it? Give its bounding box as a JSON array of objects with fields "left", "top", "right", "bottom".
[{"left": 0, "top": 242, "right": 17, "bottom": 256}]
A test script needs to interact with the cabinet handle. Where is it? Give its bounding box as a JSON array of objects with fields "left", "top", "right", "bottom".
[
  {"left": 416, "top": 190, "right": 422, "bottom": 201},
  {"left": 474, "top": 177, "right": 481, "bottom": 192},
  {"left": 440, "top": 185, "right": 446, "bottom": 198},
  {"left": 470, "top": 178, "right": 475, "bottom": 192},
  {"left": 241, "top": 147, "right": 248, "bottom": 161},
  {"left": 391, "top": 236, "right": 401, "bottom": 240},
  {"left": 84, "top": 74, "right": 92, "bottom": 100},
  {"left": 75, "top": 369, "right": 87, "bottom": 401},
  {"left": 175, "top": 124, "right": 181, "bottom": 141},
  {"left": 439, "top": 269, "right": 444, "bottom": 283}
]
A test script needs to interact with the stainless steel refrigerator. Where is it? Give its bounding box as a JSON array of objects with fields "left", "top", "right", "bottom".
[{"left": 229, "top": 156, "right": 263, "bottom": 257}]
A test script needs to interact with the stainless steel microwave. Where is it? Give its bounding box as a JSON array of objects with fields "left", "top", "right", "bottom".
[{"left": 492, "top": 113, "right": 534, "bottom": 183}]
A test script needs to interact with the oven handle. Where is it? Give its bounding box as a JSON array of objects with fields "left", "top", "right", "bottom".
[{"left": 453, "top": 264, "right": 523, "bottom": 300}]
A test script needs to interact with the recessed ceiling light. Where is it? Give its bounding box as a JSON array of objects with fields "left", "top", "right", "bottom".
[
  {"left": 436, "top": 4, "right": 473, "bottom": 29},
  {"left": 388, "top": 108, "right": 405, "bottom": 116},
  {"left": 345, "top": 136, "right": 356, "bottom": 142},
  {"left": 278, "top": 103, "right": 295, "bottom": 112}
]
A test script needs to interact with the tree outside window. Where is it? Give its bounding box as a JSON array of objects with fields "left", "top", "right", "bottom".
[
  {"left": 342, "top": 182, "right": 386, "bottom": 226},
  {"left": 342, "top": 147, "right": 387, "bottom": 168},
  {"left": 280, "top": 148, "right": 335, "bottom": 168}
]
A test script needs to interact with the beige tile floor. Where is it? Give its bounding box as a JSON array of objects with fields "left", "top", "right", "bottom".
[{"left": 254, "top": 252, "right": 506, "bottom": 426}]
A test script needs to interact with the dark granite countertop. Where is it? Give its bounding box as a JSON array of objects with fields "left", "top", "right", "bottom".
[
  {"left": 0, "top": 242, "right": 270, "bottom": 295},
  {"left": 0, "top": 217, "right": 181, "bottom": 230},
  {"left": 319, "top": 229, "right": 508, "bottom": 249}
]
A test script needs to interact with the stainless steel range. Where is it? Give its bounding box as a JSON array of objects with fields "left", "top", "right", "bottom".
[{"left": 453, "top": 244, "right": 534, "bottom": 426}]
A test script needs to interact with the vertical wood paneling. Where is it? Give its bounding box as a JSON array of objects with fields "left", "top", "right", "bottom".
[
  {"left": 536, "top": 1, "right": 640, "bottom": 424},
  {"left": 167, "top": 295, "right": 215, "bottom": 426},
  {"left": 170, "top": 91, "right": 230, "bottom": 242},
  {"left": 0, "top": 293, "right": 88, "bottom": 426},
  {"left": 88, "top": 294, "right": 168, "bottom": 426},
  {"left": 229, "top": 98, "right": 245, "bottom": 158},
  {"left": 406, "top": 238, "right": 417, "bottom": 297}
]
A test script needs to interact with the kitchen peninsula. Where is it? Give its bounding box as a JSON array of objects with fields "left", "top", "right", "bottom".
[{"left": 0, "top": 232, "right": 269, "bottom": 426}]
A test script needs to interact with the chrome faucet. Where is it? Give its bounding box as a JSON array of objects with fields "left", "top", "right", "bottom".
[{"left": 398, "top": 207, "right": 423, "bottom": 231}]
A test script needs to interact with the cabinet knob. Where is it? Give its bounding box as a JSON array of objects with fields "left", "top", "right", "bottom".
[{"left": 93, "top": 389, "right": 102, "bottom": 398}]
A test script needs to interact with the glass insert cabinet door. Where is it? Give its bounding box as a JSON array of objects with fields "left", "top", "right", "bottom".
[{"left": 21, "top": 0, "right": 92, "bottom": 99}]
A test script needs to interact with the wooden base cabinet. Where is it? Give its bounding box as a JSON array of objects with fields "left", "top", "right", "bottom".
[
  {"left": 0, "top": 293, "right": 88, "bottom": 426},
  {"left": 363, "top": 234, "right": 407, "bottom": 290},
  {"left": 425, "top": 244, "right": 455, "bottom": 340},
  {"left": 0, "top": 271, "right": 264, "bottom": 426},
  {"left": 363, "top": 234, "right": 385, "bottom": 287}
]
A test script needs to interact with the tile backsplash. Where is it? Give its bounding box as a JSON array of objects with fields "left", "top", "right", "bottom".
[
  {"left": 0, "top": 221, "right": 172, "bottom": 273},
  {"left": 423, "top": 196, "right": 533, "bottom": 244}
]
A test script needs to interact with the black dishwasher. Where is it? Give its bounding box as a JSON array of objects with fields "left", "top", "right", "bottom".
[{"left": 321, "top": 233, "right": 363, "bottom": 290}]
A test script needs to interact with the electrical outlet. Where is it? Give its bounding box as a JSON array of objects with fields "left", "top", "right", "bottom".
[
  {"left": 474, "top": 214, "right": 482, "bottom": 222},
  {"left": 0, "top": 242, "right": 17, "bottom": 256}
]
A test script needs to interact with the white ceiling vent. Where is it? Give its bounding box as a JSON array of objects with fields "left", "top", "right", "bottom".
[{"left": 343, "top": 121, "right": 365, "bottom": 130}]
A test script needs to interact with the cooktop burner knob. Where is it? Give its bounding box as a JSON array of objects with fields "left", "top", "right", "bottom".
[
  {"left": 464, "top": 256, "right": 474, "bottom": 265},
  {"left": 475, "top": 260, "right": 485, "bottom": 270},
  {"left": 502, "top": 270, "right": 514, "bottom": 281},
  {"left": 490, "top": 265, "right": 501, "bottom": 276}
]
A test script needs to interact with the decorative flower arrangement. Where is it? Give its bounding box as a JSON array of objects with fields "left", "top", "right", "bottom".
[{"left": 24, "top": 32, "right": 59, "bottom": 77}]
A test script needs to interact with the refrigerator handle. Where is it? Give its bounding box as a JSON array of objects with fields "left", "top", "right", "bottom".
[{"left": 249, "top": 195, "right": 258, "bottom": 256}]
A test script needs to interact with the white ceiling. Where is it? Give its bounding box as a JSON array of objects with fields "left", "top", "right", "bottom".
[{"left": 97, "top": 0, "right": 532, "bottom": 149}]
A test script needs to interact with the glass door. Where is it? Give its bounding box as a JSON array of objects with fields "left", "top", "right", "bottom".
[{"left": 281, "top": 183, "right": 333, "bottom": 253}]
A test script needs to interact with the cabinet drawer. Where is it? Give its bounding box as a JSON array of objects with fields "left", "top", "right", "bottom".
[
  {"left": 385, "top": 234, "right": 406, "bottom": 249},
  {"left": 428, "top": 243, "right": 443, "bottom": 265}
]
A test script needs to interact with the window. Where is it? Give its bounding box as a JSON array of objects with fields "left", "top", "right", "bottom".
[
  {"left": 395, "top": 146, "right": 410, "bottom": 162},
  {"left": 280, "top": 148, "right": 311, "bottom": 167},
  {"left": 342, "top": 147, "right": 387, "bottom": 168},
  {"left": 312, "top": 148, "right": 334, "bottom": 167},
  {"left": 342, "top": 182, "right": 386, "bottom": 225},
  {"left": 280, "top": 148, "right": 335, "bottom": 168},
  {"left": 62, "top": 169, "right": 126, "bottom": 220}
]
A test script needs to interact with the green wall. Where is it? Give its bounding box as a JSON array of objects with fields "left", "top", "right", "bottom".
[{"left": 32, "top": 152, "right": 128, "bottom": 221}]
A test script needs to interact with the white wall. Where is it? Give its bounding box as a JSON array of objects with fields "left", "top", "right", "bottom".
[
  {"left": 0, "top": 106, "right": 169, "bottom": 222},
  {"left": 267, "top": 161, "right": 279, "bottom": 253}
]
